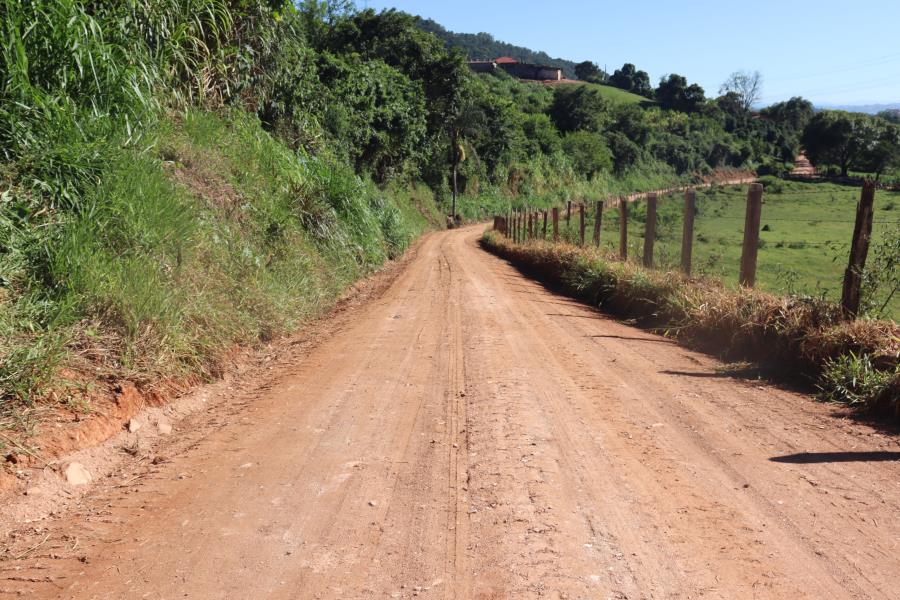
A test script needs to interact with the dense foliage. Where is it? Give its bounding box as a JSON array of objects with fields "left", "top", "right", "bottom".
[{"left": 802, "top": 110, "right": 900, "bottom": 178}]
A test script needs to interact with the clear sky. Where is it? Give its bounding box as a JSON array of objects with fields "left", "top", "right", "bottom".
[{"left": 360, "top": 0, "right": 900, "bottom": 107}]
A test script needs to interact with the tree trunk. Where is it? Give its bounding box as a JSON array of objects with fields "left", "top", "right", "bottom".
[{"left": 452, "top": 162, "right": 458, "bottom": 223}]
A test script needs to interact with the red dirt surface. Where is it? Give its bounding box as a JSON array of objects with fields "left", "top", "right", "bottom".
[{"left": 1, "top": 226, "right": 898, "bottom": 599}]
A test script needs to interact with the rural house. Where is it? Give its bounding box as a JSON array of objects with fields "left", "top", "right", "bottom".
[{"left": 467, "top": 57, "right": 563, "bottom": 81}]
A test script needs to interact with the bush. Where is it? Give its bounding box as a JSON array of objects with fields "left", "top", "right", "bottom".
[
  {"left": 819, "top": 353, "right": 897, "bottom": 410},
  {"left": 757, "top": 175, "right": 785, "bottom": 194}
]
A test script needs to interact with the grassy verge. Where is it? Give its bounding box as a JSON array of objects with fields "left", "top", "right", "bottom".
[
  {"left": 480, "top": 232, "right": 900, "bottom": 416},
  {"left": 0, "top": 109, "right": 436, "bottom": 442}
]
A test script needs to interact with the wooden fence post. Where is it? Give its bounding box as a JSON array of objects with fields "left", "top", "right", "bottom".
[
  {"left": 593, "top": 200, "right": 603, "bottom": 247},
  {"left": 542, "top": 210, "right": 548, "bottom": 239},
  {"left": 579, "top": 203, "right": 586, "bottom": 246},
  {"left": 681, "top": 189, "right": 696, "bottom": 275},
  {"left": 739, "top": 183, "right": 764, "bottom": 287},
  {"left": 513, "top": 209, "right": 519, "bottom": 242},
  {"left": 618, "top": 198, "right": 628, "bottom": 260},
  {"left": 841, "top": 181, "right": 877, "bottom": 319},
  {"left": 566, "top": 201, "right": 572, "bottom": 227},
  {"left": 552, "top": 207, "right": 559, "bottom": 242},
  {"left": 642, "top": 193, "right": 657, "bottom": 268},
  {"left": 528, "top": 211, "right": 534, "bottom": 240}
]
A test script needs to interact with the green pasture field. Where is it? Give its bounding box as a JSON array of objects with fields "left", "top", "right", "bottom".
[
  {"left": 544, "top": 180, "right": 899, "bottom": 319},
  {"left": 589, "top": 83, "right": 652, "bottom": 106}
]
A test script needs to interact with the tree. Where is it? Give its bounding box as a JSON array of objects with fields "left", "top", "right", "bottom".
[
  {"left": 574, "top": 61, "right": 605, "bottom": 83},
  {"left": 606, "top": 132, "right": 643, "bottom": 174},
  {"left": 655, "top": 74, "right": 705, "bottom": 113},
  {"left": 548, "top": 85, "right": 610, "bottom": 133},
  {"left": 561, "top": 131, "right": 613, "bottom": 178},
  {"left": 609, "top": 63, "right": 653, "bottom": 98},
  {"left": 877, "top": 109, "right": 900, "bottom": 124},
  {"left": 801, "top": 111, "right": 878, "bottom": 176},
  {"left": 719, "top": 70, "right": 762, "bottom": 112},
  {"left": 863, "top": 122, "right": 900, "bottom": 180},
  {"left": 521, "top": 113, "right": 561, "bottom": 155},
  {"left": 761, "top": 97, "right": 814, "bottom": 132},
  {"left": 316, "top": 54, "right": 427, "bottom": 181},
  {"left": 759, "top": 97, "right": 814, "bottom": 161}
]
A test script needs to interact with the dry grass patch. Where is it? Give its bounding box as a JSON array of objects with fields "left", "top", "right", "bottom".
[{"left": 481, "top": 232, "right": 899, "bottom": 416}]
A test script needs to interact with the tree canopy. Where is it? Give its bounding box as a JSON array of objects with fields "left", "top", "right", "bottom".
[
  {"left": 609, "top": 63, "right": 653, "bottom": 99},
  {"left": 655, "top": 74, "right": 706, "bottom": 113}
]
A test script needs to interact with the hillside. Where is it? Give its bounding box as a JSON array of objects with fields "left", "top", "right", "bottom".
[
  {"left": 417, "top": 17, "right": 578, "bottom": 78},
  {"left": 587, "top": 82, "right": 651, "bottom": 105}
]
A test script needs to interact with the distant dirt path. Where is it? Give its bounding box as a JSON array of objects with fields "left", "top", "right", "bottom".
[{"left": 2, "top": 226, "right": 899, "bottom": 599}]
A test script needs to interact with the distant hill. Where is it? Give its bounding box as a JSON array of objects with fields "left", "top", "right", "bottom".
[
  {"left": 416, "top": 18, "right": 578, "bottom": 79},
  {"left": 816, "top": 102, "right": 900, "bottom": 115}
]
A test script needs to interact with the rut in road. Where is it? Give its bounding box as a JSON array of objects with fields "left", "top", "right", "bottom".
[{"left": 1, "top": 226, "right": 899, "bottom": 599}]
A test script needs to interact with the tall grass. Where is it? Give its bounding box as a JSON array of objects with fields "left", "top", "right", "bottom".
[
  {"left": 1, "top": 0, "right": 426, "bottom": 420},
  {"left": 1, "top": 107, "right": 425, "bottom": 413}
]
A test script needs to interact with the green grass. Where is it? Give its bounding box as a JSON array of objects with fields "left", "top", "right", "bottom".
[
  {"left": 0, "top": 109, "right": 432, "bottom": 419},
  {"left": 545, "top": 180, "right": 899, "bottom": 319},
  {"left": 588, "top": 83, "right": 653, "bottom": 106}
]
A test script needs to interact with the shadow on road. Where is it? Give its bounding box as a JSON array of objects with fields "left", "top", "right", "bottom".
[
  {"left": 590, "top": 334, "right": 677, "bottom": 344},
  {"left": 660, "top": 369, "right": 743, "bottom": 378},
  {"left": 770, "top": 452, "right": 900, "bottom": 464}
]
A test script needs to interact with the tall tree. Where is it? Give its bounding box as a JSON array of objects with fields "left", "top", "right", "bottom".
[
  {"left": 864, "top": 122, "right": 900, "bottom": 180},
  {"left": 609, "top": 63, "right": 653, "bottom": 98},
  {"left": 801, "top": 111, "right": 878, "bottom": 176},
  {"left": 655, "top": 74, "right": 705, "bottom": 112},
  {"left": 719, "top": 70, "right": 763, "bottom": 112},
  {"left": 574, "top": 61, "right": 605, "bottom": 83},
  {"left": 548, "top": 85, "right": 610, "bottom": 133},
  {"left": 761, "top": 97, "right": 814, "bottom": 131}
]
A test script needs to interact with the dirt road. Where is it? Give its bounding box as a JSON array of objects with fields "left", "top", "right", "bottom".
[{"left": 2, "top": 226, "right": 899, "bottom": 599}]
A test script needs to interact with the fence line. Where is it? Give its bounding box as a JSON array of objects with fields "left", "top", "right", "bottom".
[{"left": 492, "top": 180, "right": 888, "bottom": 321}]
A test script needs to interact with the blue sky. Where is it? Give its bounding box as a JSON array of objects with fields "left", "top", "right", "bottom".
[{"left": 360, "top": 0, "right": 900, "bottom": 107}]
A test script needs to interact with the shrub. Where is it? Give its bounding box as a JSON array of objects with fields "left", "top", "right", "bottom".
[
  {"left": 757, "top": 175, "right": 785, "bottom": 194},
  {"left": 818, "top": 353, "right": 897, "bottom": 410}
]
